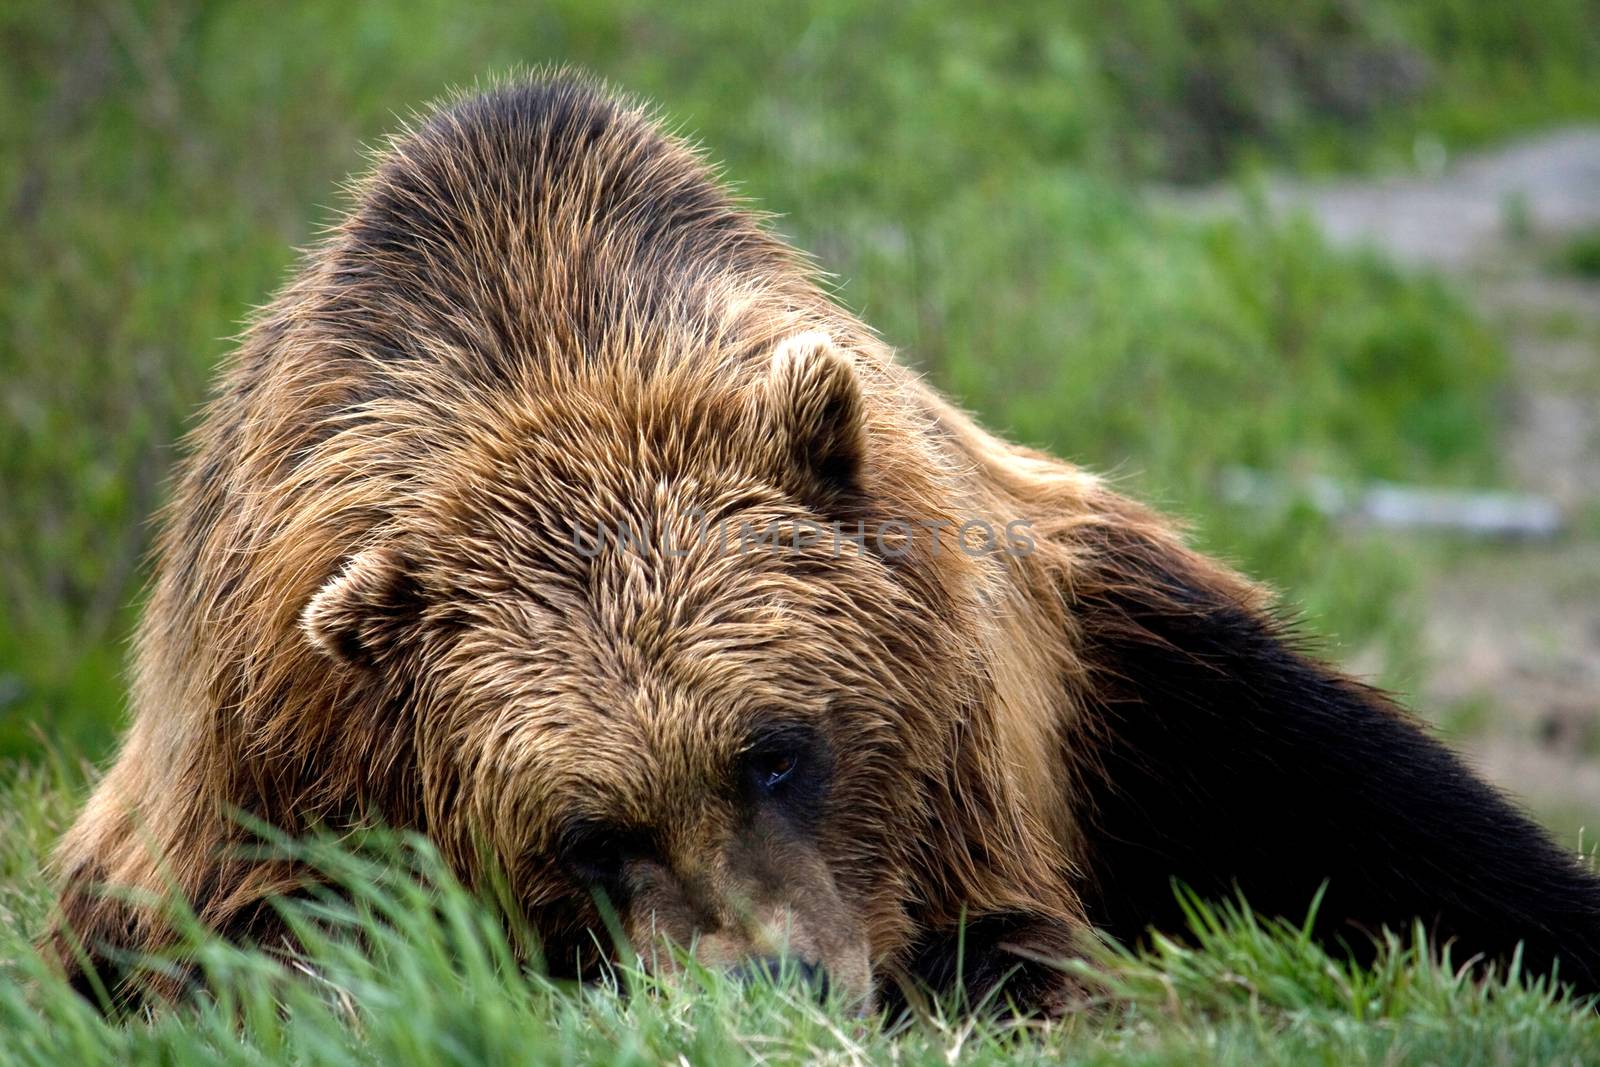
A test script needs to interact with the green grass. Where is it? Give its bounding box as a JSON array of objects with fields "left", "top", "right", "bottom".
[{"left": 2, "top": 767, "right": 1596, "bottom": 1067}]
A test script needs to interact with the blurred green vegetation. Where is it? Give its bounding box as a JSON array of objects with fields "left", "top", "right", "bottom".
[
  {"left": 3, "top": 0, "right": 1598, "bottom": 761},
  {"left": 1557, "top": 228, "right": 1600, "bottom": 278}
]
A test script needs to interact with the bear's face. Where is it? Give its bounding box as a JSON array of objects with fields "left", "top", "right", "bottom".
[{"left": 299, "top": 335, "right": 980, "bottom": 1008}]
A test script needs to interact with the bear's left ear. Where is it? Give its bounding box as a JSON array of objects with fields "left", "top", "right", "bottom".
[
  {"left": 301, "top": 546, "right": 424, "bottom": 669},
  {"left": 765, "top": 331, "right": 865, "bottom": 500}
]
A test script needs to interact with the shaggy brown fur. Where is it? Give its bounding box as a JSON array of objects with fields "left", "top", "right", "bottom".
[{"left": 47, "top": 73, "right": 1600, "bottom": 1014}]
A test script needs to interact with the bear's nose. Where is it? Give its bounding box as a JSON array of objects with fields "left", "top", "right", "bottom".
[{"left": 732, "top": 955, "right": 831, "bottom": 1000}]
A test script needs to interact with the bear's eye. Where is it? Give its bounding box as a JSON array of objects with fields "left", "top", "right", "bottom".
[
  {"left": 740, "top": 724, "right": 830, "bottom": 822},
  {"left": 751, "top": 751, "right": 799, "bottom": 793},
  {"left": 557, "top": 820, "right": 648, "bottom": 888}
]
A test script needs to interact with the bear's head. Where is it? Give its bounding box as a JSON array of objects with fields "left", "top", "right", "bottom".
[{"left": 296, "top": 330, "right": 1011, "bottom": 1007}]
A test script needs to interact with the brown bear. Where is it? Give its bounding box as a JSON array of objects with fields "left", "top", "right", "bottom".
[{"left": 47, "top": 73, "right": 1600, "bottom": 1014}]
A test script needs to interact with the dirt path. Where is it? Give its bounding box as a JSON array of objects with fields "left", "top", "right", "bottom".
[{"left": 1181, "top": 129, "right": 1600, "bottom": 834}]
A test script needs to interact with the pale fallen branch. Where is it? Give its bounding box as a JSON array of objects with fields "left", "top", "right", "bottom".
[{"left": 1219, "top": 468, "right": 1565, "bottom": 540}]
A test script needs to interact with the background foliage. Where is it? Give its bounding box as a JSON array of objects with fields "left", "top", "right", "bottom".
[{"left": 9, "top": 0, "right": 1591, "bottom": 758}]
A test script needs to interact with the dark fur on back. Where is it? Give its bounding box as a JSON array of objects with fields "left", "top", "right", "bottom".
[
  {"left": 45, "top": 73, "right": 1600, "bottom": 1015},
  {"left": 1066, "top": 518, "right": 1600, "bottom": 989}
]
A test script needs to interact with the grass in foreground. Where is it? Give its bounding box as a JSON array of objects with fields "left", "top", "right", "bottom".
[{"left": 2, "top": 766, "right": 1596, "bottom": 1067}]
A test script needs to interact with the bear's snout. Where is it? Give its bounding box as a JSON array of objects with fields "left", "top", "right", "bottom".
[{"left": 611, "top": 821, "right": 874, "bottom": 1010}]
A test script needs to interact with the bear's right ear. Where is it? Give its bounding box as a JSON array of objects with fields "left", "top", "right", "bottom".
[
  {"left": 765, "top": 330, "right": 866, "bottom": 501},
  {"left": 301, "top": 547, "right": 424, "bottom": 668}
]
